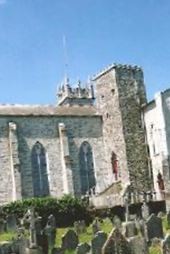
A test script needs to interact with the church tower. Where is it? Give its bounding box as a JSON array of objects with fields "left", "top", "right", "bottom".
[
  {"left": 57, "top": 78, "right": 95, "bottom": 106},
  {"left": 93, "top": 64, "right": 151, "bottom": 195}
]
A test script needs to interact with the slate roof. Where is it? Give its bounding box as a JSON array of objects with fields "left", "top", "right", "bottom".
[{"left": 0, "top": 104, "right": 100, "bottom": 116}]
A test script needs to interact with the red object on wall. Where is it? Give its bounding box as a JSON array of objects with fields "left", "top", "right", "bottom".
[{"left": 111, "top": 152, "right": 118, "bottom": 180}]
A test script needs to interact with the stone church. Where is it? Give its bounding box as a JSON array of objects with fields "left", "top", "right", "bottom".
[{"left": 0, "top": 64, "right": 152, "bottom": 205}]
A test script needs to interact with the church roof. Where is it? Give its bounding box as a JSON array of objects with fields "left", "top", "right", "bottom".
[{"left": 0, "top": 104, "right": 100, "bottom": 117}]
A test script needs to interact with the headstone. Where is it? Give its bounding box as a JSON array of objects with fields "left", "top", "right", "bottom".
[
  {"left": 51, "top": 247, "right": 64, "bottom": 254},
  {"left": 158, "top": 211, "right": 165, "bottom": 218},
  {"left": 76, "top": 242, "right": 91, "bottom": 254},
  {"left": 45, "top": 214, "right": 56, "bottom": 250},
  {"left": 0, "top": 242, "right": 13, "bottom": 254},
  {"left": 162, "top": 234, "right": 170, "bottom": 254},
  {"left": 0, "top": 218, "right": 6, "bottom": 233},
  {"left": 128, "top": 235, "right": 149, "bottom": 254},
  {"left": 6, "top": 214, "right": 17, "bottom": 232},
  {"left": 74, "top": 220, "right": 87, "bottom": 235},
  {"left": 167, "top": 211, "right": 170, "bottom": 228},
  {"left": 122, "top": 221, "right": 138, "bottom": 238},
  {"left": 74, "top": 221, "right": 80, "bottom": 235},
  {"left": 91, "top": 231, "right": 107, "bottom": 254},
  {"left": 146, "top": 214, "right": 164, "bottom": 241},
  {"left": 61, "top": 229, "right": 79, "bottom": 250},
  {"left": 79, "top": 220, "right": 86, "bottom": 233},
  {"left": 17, "top": 238, "right": 29, "bottom": 254},
  {"left": 141, "top": 201, "right": 149, "bottom": 220},
  {"left": 112, "top": 215, "right": 121, "bottom": 229},
  {"left": 102, "top": 228, "right": 131, "bottom": 254},
  {"left": 92, "top": 218, "right": 100, "bottom": 235},
  {"left": 129, "top": 214, "right": 137, "bottom": 221},
  {"left": 25, "top": 247, "right": 43, "bottom": 254},
  {"left": 151, "top": 237, "right": 161, "bottom": 247},
  {"left": 48, "top": 214, "right": 56, "bottom": 228}
]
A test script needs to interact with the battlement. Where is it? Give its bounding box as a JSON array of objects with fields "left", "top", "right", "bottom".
[
  {"left": 57, "top": 78, "right": 95, "bottom": 106},
  {"left": 92, "top": 63, "right": 143, "bottom": 81}
]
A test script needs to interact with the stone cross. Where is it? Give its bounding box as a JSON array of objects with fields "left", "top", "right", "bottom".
[{"left": 24, "top": 207, "right": 37, "bottom": 248}]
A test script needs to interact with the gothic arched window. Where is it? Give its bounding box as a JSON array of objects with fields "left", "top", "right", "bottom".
[
  {"left": 79, "top": 142, "right": 96, "bottom": 195},
  {"left": 31, "top": 142, "right": 49, "bottom": 197}
]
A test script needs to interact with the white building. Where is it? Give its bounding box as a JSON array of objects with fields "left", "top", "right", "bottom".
[{"left": 144, "top": 89, "right": 170, "bottom": 203}]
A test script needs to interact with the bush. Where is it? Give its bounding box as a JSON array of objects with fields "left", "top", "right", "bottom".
[{"left": 0, "top": 195, "right": 93, "bottom": 227}]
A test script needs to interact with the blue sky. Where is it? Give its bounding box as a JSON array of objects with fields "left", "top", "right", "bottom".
[{"left": 0, "top": 0, "right": 170, "bottom": 104}]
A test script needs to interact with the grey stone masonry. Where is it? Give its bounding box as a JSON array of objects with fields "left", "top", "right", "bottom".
[
  {"left": 94, "top": 64, "right": 151, "bottom": 194},
  {"left": 0, "top": 115, "right": 105, "bottom": 203}
]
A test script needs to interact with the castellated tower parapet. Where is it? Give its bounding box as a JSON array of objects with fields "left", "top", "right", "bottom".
[
  {"left": 93, "top": 63, "right": 150, "bottom": 194},
  {"left": 57, "top": 78, "right": 95, "bottom": 106}
]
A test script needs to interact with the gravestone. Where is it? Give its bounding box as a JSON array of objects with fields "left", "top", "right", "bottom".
[
  {"left": 51, "top": 247, "right": 64, "bottom": 254},
  {"left": 112, "top": 215, "right": 121, "bottom": 229},
  {"left": 0, "top": 218, "right": 6, "bottom": 233},
  {"left": 124, "top": 194, "right": 130, "bottom": 222},
  {"left": 74, "top": 221, "right": 80, "bottom": 235},
  {"left": 167, "top": 211, "right": 170, "bottom": 228},
  {"left": 128, "top": 235, "right": 149, "bottom": 254},
  {"left": 91, "top": 231, "right": 107, "bottom": 254},
  {"left": 129, "top": 214, "right": 137, "bottom": 221},
  {"left": 92, "top": 218, "right": 100, "bottom": 235},
  {"left": 102, "top": 228, "right": 131, "bottom": 254},
  {"left": 146, "top": 214, "right": 164, "bottom": 241},
  {"left": 6, "top": 214, "right": 17, "bottom": 232},
  {"left": 0, "top": 242, "right": 13, "bottom": 254},
  {"left": 74, "top": 220, "right": 86, "bottom": 235},
  {"left": 162, "top": 234, "right": 170, "bottom": 254},
  {"left": 79, "top": 220, "right": 86, "bottom": 233},
  {"left": 25, "top": 247, "right": 43, "bottom": 254},
  {"left": 45, "top": 214, "right": 56, "bottom": 250},
  {"left": 158, "top": 211, "right": 165, "bottom": 218},
  {"left": 122, "top": 221, "right": 138, "bottom": 238},
  {"left": 61, "top": 229, "right": 79, "bottom": 250},
  {"left": 141, "top": 201, "right": 149, "bottom": 220},
  {"left": 76, "top": 242, "right": 91, "bottom": 254},
  {"left": 17, "top": 238, "right": 29, "bottom": 254}
]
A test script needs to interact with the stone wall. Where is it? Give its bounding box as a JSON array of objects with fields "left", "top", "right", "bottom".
[
  {"left": 94, "top": 65, "right": 150, "bottom": 194},
  {"left": 0, "top": 115, "right": 106, "bottom": 204}
]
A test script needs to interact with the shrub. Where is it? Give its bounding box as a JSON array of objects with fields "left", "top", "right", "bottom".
[{"left": 0, "top": 195, "right": 93, "bottom": 227}]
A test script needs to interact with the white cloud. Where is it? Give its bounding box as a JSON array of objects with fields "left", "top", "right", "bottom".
[{"left": 0, "top": 0, "right": 6, "bottom": 4}]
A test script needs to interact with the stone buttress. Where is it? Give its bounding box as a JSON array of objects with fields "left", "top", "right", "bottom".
[{"left": 8, "top": 122, "right": 22, "bottom": 201}]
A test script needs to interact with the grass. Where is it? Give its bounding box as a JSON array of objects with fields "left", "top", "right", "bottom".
[
  {"left": 0, "top": 231, "right": 16, "bottom": 242},
  {"left": 55, "top": 217, "right": 112, "bottom": 248},
  {"left": 0, "top": 217, "right": 169, "bottom": 254}
]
